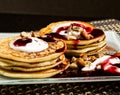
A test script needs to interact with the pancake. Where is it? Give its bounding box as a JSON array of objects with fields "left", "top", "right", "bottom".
[
  {"left": 64, "top": 32, "right": 105, "bottom": 45},
  {"left": 0, "top": 58, "right": 58, "bottom": 67},
  {"left": 66, "top": 42, "right": 106, "bottom": 54},
  {"left": 0, "top": 32, "right": 70, "bottom": 78},
  {"left": 0, "top": 54, "right": 65, "bottom": 67},
  {"left": 66, "top": 44, "right": 106, "bottom": 56},
  {"left": 39, "top": 21, "right": 95, "bottom": 36},
  {"left": 0, "top": 59, "right": 70, "bottom": 78},
  {"left": 0, "top": 36, "right": 66, "bottom": 62},
  {"left": 39, "top": 21, "right": 105, "bottom": 45},
  {"left": 0, "top": 60, "right": 61, "bottom": 72},
  {"left": 67, "top": 39, "right": 106, "bottom": 49},
  {"left": 39, "top": 21, "right": 106, "bottom": 56},
  {"left": 0, "top": 55, "right": 66, "bottom": 72}
]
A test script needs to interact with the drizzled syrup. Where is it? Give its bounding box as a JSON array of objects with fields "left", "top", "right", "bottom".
[
  {"left": 101, "top": 56, "right": 120, "bottom": 75},
  {"left": 13, "top": 38, "right": 32, "bottom": 46},
  {"left": 91, "top": 29, "right": 104, "bottom": 37}
]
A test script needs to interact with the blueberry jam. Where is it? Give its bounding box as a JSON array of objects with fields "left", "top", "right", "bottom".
[{"left": 14, "top": 38, "right": 32, "bottom": 46}]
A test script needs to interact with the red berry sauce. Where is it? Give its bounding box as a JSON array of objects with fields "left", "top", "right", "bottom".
[{"left": 13, "top": 38, "right": 32, "bottom": 46}]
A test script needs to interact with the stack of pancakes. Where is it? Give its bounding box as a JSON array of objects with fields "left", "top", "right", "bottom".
[
  {"left": 39, "top": 21, "right": 106, "bottom": 56},
  {"left": 65, "top": 29, "right": 106, "bottom": 56},
  {"left": 0, "top": 34, "right": 69, "bottom": 78}
]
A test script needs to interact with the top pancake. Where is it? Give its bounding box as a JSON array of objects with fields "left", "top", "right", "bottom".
[
  {"left": 39, "top": 21, "right": 106, "bottom": 45},
  {"left": 0, "top": 36, "right": 66, "bottom": 63},
  {"left": 39, "top": 21, "right": 95, "bottom": 36}
]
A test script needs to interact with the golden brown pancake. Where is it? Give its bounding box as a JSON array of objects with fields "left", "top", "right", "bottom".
[
  {"left": 0, "top": 36, "right": 66, "bottom": 62},
  {"left": 66, "top": 40, "right": 106, "bottom": 53},
  {"left": 0, "top": 32, "right": 69, "bottom": 78},
  {"left": 67, "top": 40, "right": 106, "bottom": 49},
  {"left": 0, "top": 55, "right": 66, "bottom": 72},
  {"left": 0, "top": 54, "right": 65, "bottom": 67},
  {"left": 0, "top": 59, "right": 70, "bottom": 78},
  {"left": 66, "top": 44, "right": 106, "bottom": 56},
  {"left": 0, "top": 58, "right": 58, "bottom": 67},
  {"left": 39, "top": 21, "right": 95, "bottom": 36},
  {"left": 39, "top": 21, "right": 106, "bottom": 56}
]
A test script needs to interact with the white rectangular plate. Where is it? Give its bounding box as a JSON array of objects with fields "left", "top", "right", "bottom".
[{"left": 0, "top": 31, "right": 120, "bottom": 85}]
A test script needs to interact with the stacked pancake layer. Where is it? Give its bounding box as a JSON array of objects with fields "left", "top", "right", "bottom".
[
  {"left": 0, "top": 33, "right": 69, "bottom": 78},
  {"left": 65, "top": 29, "right": 106, "bottom": 56},
  {"left": 39, "top": 21, "right": 106, "bottom": 56}
]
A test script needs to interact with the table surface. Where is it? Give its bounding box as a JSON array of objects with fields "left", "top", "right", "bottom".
[{"left": 0, "top": 19, "right": 120, "bottom": 95}]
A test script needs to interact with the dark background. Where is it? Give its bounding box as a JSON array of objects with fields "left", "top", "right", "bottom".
[{"left": 0, "top": 0, "right": 119, "bottom": 32}]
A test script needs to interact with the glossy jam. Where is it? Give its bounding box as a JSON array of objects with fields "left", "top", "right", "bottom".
[
  {"left": 54, "top": 28, "right": 103, "bottom": 40},
  {"left": 13, "top": 38, "right": 32, "bottom": 46},
  {"left": 101, "top": 56, "right": 120, "bottom": 75},
  {"left": 56, "top": 26, "right": 69, "bottom": 34},
  {"left": 56, "top": 23, "right": 93, "bottom": 34},
  {"left": 91, "top": 29, "right": 104, "bottom": 37}
]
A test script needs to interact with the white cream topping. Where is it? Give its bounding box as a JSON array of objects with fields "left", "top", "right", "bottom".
[
  {"left": 52, "top": 22, "right": 84, "bottom": 40},
  {"left": 81, "top": 55, "right": 120, "bottom": 71},
  {"left": 10, "top": 37, "right": 48, "bottom": 53},
  {"left": 59, "top": 30, "right": 81, "bottom": 40},
  {"left": 52, "top": 22, "right": 77, "bottom": 33}
]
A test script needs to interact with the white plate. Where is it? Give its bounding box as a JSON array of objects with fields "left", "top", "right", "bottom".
[
  {"left": 0, "top": 31, "right": 120, "bottom": 85},
  {"left": 105, "top": 31, "right": 120, "bottom": 51}
]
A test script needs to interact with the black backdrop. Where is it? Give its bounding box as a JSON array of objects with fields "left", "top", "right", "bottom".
[{"left": 0, "top": 0, "right": 119, "bottom": 32}]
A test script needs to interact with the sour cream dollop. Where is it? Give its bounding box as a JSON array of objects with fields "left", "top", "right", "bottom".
[{"left": 10, "top": 37, "right": 48, "bottom": 53}]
